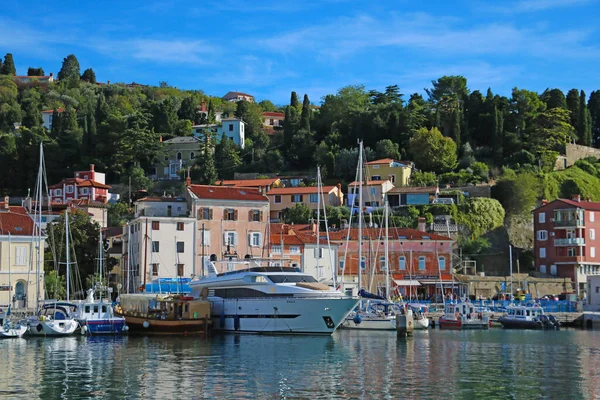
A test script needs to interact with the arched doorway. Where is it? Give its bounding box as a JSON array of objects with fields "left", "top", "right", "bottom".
[{"left": 15, "top": 281, "right": 25, "bottom": 308}]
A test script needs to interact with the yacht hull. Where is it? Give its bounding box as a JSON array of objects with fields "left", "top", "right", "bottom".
[
  {"left": 79, "top": 318, "right": 127, "bottom": 335},
  {"left": 439, "top": 316, "right": 489, "bottom": 330},
  {"left": 210, "top": 297, "right": 358, "bottom": 334},
  {"left": 27, "top": 319, "right": 78, "bottom": 336},
  {"left": 341, "top": 316, "right": 397, "bottom": 330},
  {"left": 414, "top": 316, "right": 430, "bottom": 330},
  {"left": 0, "top": 325, "right": 27, "bottom": 338}
]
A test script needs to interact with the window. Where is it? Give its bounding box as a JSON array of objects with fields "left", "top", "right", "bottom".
[
  {"left": 250, "top": 210, "right": 262, "bottom": 222},
  {"left": 550, "top": 265, "right": 557, "bottom": 276},
  {"left": 540, "top": 265, "right": 547, "bottom": 274},
  {"left": 339, "top": 260, "right": 345, "bottom": 270},
  {"left": 592, "top": 247, "right": 596, "bottom": 258},
  {"left": 418, "top": 256, "right": 425, "bottom": 270},
  {"left": 373, "top": 165, "right": 379, "bottom": 169},
  {"left": 539, "top": 213, "right": 546, "bottom": 223},
  {"left": 271, "top": 245, "right": 282, "bottom": 254},
  {"left": 152, "top": 241, "right": 160, "bottom": 252},
  {"left": 199, "top": 208, "right": 212, "bottom": 220},
  {"left": 314, "top": 248, "right": 324, "bottom": 259},
  {"left": 370, "top": 187, "right": 377, "bottom": 196},
  {"left": 224, "top": 231, "right": 237, "bottom": 246},
  {"left": 81, "top": 188, "right": 88, "bottom": 195},
  {"left": 225, "top": 208, "right": 237, "bottom": 221},
  {"left": 189, "top": 152, "right": 195, "bottom": 160},
  {"left": 399, "top": 256, "right": 406, "bottom": 270},
  {"left": 539, "top": 247, "right": 546, "bottom": 258},
  {"left": 372, "top": 175, "right": 381, "bottom": 181},
  {"left": 269, "top": 118, "right": 274, "bottom": 125},
  {"left": 591, "top": 212, "right": 595, "bottom": 222},
  {"left": 55, "top": 189, "right": 62, "bottom": 196},
  {"left": 389, "top": 175, "right": 396, "bottom": 183},
  {"left": 379, "top": 256, "right": 386, "bottom": 271},
  {"left": 15, "top": 246, "right": 27, "bottom": 265},
  {"left": 177, "top": 242, "right": 185, "bottom": 253},
  {"left": 65, "top": 185, "right": 74, "bottom": 194},
  {"left": 309, "top": 194, "right": 319, "bottom": 203},
  {"left": 289, "top": 246, "right": 301, "bottom": 254},
  {"left": 591, "top": 229, "right": 596, "bottom": 240},
  {"left": 274, "top": 195, "right": 282, "bottom": 204},
  {"left": 152, "top": 221, "right": 160, "bottom": 230},
  {"left": 229, "top": 124, "right": 234, "bottom": 131},
  {"left": 360, "top": 256, "right": 366, "bottom": 270},
  {"left": 292, "top": 194, "right": 303, "bottom": 203},
  {"left": 250, "top": 232, "right": 262, "bottom": 247},
  {"left": 177, "top": 152, "right": 182, "bottom": 160},
  {"left": 152, "top": 263, "right": 159, "bottom": 276},
  {"left": 438, "top": 256, "right": 446, "bottom": 270},
  {"left": 201, "top": 230, "right": 211, "bottom": 246},
  {"left": 177, "top": 222, "right": 184, "bottom": 231},
  {"left": 568, "top": 247, "right": 576, "bottom": 257},
  {"left": 177, "top": 264, "right": 184, "bottom": 276},
  {"left": 537, "top": 230, "right": 548, "bottom": 241}
]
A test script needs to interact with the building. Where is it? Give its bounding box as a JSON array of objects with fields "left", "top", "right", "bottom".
[
  {"left": 49, "top": 164, "right": 110, "bottom": 205},
  {"left": 41, "top": 107, "right": 64, "bottom": 130},
  {"left": 155, "top": 136, "right": 202, "bottom": 180},
  {"left": 220, "top": 178, "right": 283, "bottom": 194},
  {"left": 185, "top": 183, "right": 270, "bottom": 271},
  {"left": 386, "top": 186, "right": 438, "bottom": 207},
  {"left": 533, "top": 196, "right": 600, "bottom": 298},
  {"left": 587, "top": 275, "right": 600, "bottom": 309},
  {"left": 0, "top": 199, "right": 45, "bottom": 309},
  {"left": 222, "top": 91, "right": 254, "bottom": 103},
  {"left": 192, "top": 118, "right": 246, "bottom": 148},
  {"left": 266, "top": 185, "right": 344, "bottom": 221},
  {"left": 123, "top": 198, "right": 195, "bottom": 293},
  {"left": 347, "top": 180, "right": 395, "bottom": 209},
  {"left": 15, "top": 73, "right": 54, "bottom": 85},
  {"left": 262, "top": 112, "right": 284, "bottom": 134},
  {"left": 328, "top": 227, "right": 454, "bottom": 298},
  {"left": 197, "top": 101, "right": 223, "bottom": 122},
  {"left": 364, "top": 158, "right": 413, "bottom": 186}
]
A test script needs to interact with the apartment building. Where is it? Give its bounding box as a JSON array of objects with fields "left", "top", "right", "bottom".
[{"left": 267, "top": 185, "right": 344, "bottom": 221}]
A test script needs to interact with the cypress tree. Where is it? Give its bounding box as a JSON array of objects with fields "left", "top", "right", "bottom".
[
  {"left": 589, "top": 91, "right": 600, "bottom": 147},
  {"left": 290, "top": 91, "right": 299, "bottom": 108},
  {"left": 452, "top": 106, "right": 461, "bottom": 151},
  {"left": 0, "top": 58, "right": 3, "bottom": 73},
  {"left": 207, "top": 100, "right": 216, "bottom": 123},
  {"left": 579, "top": 90, "right": 592, "bottom": 146},
  {"left": 27, "top": 67, "right": 45, "bottom": 76},
  {"left": 193, "top": 140, "right": 217, "bottom": 185},
  {"left": 300, "top": 94, "right": 311, "bottom": 131},
  {"left": 566, "top": 89, "right": 580, "bottom": 135},
  {"left": 493, "top": 106, "right": 504, "bottom": 163},
  {"left": 80, "top": 68, "right": 96, "bottom": 84},
  {"left": 1, "top": 53, "right": 16, "bottom": 75},
  {"left": 58, "top": 54, "right": 81, "bottom": 84},
  {"left": 215, "top": 133, "right": 242, "bottom": 180}
]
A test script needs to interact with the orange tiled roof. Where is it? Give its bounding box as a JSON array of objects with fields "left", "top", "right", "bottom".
[
  {"left": 0, "top": 204, "right": 28, "bottom": 215},
  {"left": 0, "top": 211, "right": 34, "bottom": 235},
  {"left": 328, "top": 227, "right": 451, "bottom": 241},
  {"left": 348, "top": 181, "right": 389, "bottom": 186},
  {"left": 267, "top": 186, "right": 338, "bottom": 195},
  {"left": 187, "top": 185, "right": 268, "bottom": 202},
  {"left": 262, "top": 112, "right": 285, "bottom": 118},
  {"left": 221, "top": 178, "right": 280, "bottom": 187}
]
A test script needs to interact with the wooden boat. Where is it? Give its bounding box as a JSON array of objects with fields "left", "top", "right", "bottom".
[
  {"left": 115, "top": 294, "right": 212, "bottom": 335},
  {"left": 438, "top": 301, "right": 490, "bottom": 330}
]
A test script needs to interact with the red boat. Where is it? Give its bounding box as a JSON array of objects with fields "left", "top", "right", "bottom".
[{"left": 438, "top": 301, "right": 490, "bottom": 330}]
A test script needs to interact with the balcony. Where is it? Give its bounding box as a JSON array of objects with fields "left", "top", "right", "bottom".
[
  {"left": 554, "top": 238, "right": 585, "bottom": 246},
  {"left": 553, "top": 219, "right": 584, "bottom": 228}
]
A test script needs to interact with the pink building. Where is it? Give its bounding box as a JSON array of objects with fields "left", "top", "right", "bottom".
[{"left": 49, "top": 164, "right": 111, "bottom": 204}]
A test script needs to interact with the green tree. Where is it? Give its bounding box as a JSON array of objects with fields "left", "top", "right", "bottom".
[
  {"left": 578, "top": 90, "right": 592, "bottom": 146},
  {"left": 57, "top": 54, "right": 81, "bottom": 85},
  {"left": 1, "top": 53, "right": 16, "bottom": 75},
  {"left": 191, "top": 140, "right": 217, "bottom": 184},
  {"left": 459, "top": 198, "right": 505, "bottom": 238},
  {"left": 471, "top": 161, "right": 489, "bottom": 181},
  {"left": 409, "top": 171, "right": 437, "bottom": 186},
  {"left": 409, "top": 127, "right": 457, "bottom": 173},
  {"left": 178, "top": 94, "right": 200, "bottom": 122},
  {"left": 27, "top": 67, "right": 45, "bottom": 76},
  {"left": 258, "top": 99, "right": 279, "bottom": 112},
  {"left": 290, "top": 91, "right": 299, "bottom": 109},
  {"left": 566, "top": 89, "right": 580, "bottom": 134},
  {"left": 80, "top": 68, "right": 96, "bottom": 84},
  {"left": 375, "top": 139, "right": 400, "bottom": 160},
  {"left": 508, "top": 88, "right": 546, "bottom": 137},
  {"left": 492, "top": 172, "right": 541, "bottom": 216},
  {"left": 300, "top": 94, "right": 312, "bottom": 131},
  {"left": 214, "top": 133, "right": 242, "bottom": 179},
  {"left": 121, "top": 165, "right": 154, "bottom": 192},
  {"left": 528, "top": 108, "right": 575, "bottom": 154},
  {"left": 108, "top": 201, "right": 133, "bottom": 227},
  {"left": 44, "top": 270, "right": 67, "bottom": 300},
  {"left": 540, "top": 88, "right": 567, "bottom": 109},
  {"left": 284, "top": 203, "right": 312, "bottom": 224},
  {"left": 589, "top": 91, "right": 600, "bottom": 146}
]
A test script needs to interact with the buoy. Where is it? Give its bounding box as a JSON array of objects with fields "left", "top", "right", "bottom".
[
  {"left": 143, "top": 321, "right": 150, "bottom": 329},
  {"left": 353, "top": 315, "right": 362, "bottom": 324},
  {"left": 234, "top": 314, "right": 240, "bottom": 331},
  {"left": 122, "top": 325, "right": 129, "bottom": 332}
]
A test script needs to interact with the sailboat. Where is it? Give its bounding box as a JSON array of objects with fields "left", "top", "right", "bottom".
[{"left": 27, "top": 144, "right": 78, "bottom": 337}]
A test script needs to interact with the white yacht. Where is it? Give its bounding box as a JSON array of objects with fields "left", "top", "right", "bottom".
[
  {"left": 189, "top": 261, "right": 360, "bottom": 335},
  {"left": 27, "top": 302, "right": 79, "bottom": 336}
]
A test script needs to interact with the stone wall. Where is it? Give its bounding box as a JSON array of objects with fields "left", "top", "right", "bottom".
[
  {"left": 563, "top": 143, "right": 600, "bottom": 168},
  {"left": 455, "top": 273, "right": 571, "bottom": 299}
]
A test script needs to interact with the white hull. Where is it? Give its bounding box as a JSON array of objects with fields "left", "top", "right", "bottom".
[
  {"left": 0, "top": 325, "right": 27, "bottom": 338},
  {"left": 210, "top": 297, "right": 358, "bottom": 334},
  {"left": 341, "top": 316, "right": 397, "bottom": 330},
  {"left": 28, "top": 318, "right": 78, "bottom": 336},
  {"left": 414, "top": 316, "right": 430, "bottom": 330}
]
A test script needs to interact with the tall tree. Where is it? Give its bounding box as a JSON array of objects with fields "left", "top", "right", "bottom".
[
  {"left": 214, "top": 133, "right": 242, "bottom": 179},
  {"left": 507, "top": 88, "right": 546, "bottom": 138},
  {"left": 1, "top": 53, "right": 16, "bottom": 75},
  {"left": 0, "top": 57, "right": 3, "bottom": 73},
  {"left": 375, "top": 139, "right": 400, "bottom": 160},
  {"left": 27, "top": 67, "right": 45, "bottom": 76},
  {"left": 566, "top": 89, "right": 580, "bottom": 135},
  {"left": 426, "top": 75, "right": 469, "bottom": 137},
  {"left": 57, "top": 54, "right": 81, "bottom": 84},
  {"left": 80, "top": 68, "right": 96, "bottom": 84},
  {"left": 579, "top": 90, "right": 593, "bottom": 146},
  {"left": 589, "top": 91, "right": 600, "bottom": 147},
  {"left": 290, "top": 91, "right": 299, "bottom": 109},
  {"left": 409, "top": 127, "right": 457, "bottom": 173},
  {"left": 192, "top": 140, "right": 217, "bottom": 184},
  {"left": 178, "top": 94, "right": 200, "bottom": 122},
  {"left": 300, "top": 94, "right": 311, "bottom": 131},
  {"left": 541, "top": 88, "right": 567, "bottom": 110},
  {"left": 492, "top": 105, "right": 504, "bottom": 163}
]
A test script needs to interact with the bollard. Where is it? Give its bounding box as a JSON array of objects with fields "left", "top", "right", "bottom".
[{"left": 396, "top": 310, "right": 414, "bottom": 337}]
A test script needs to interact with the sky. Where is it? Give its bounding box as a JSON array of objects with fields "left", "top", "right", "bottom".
[{"left": 1, "top": 0, "right": 599, "bottom": 104}]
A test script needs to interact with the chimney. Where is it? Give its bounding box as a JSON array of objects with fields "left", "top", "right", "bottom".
[
  {"left": 4, "top": 196, "right": 8, "bottom": 209},
  {"left": 90, "top": 164, "right": 95, "bottom": 172},
  {"left": 417, "top": 217, "right": 426, "bottom": 232},
  {"left": 541, "top": 199, "right": 548, "bottom": 205},
  {"left": 159, "top": 136, "right": 163, "bottom": 143},
  {"left": 49, "top": 72, "right": 53, "bottom": 77},
  {"left": 337, "top": 183, "right": 343, "bottom": 205},
  {"left": 200, "top": 101, "right": 207, "bottom": 112},
  {"left": 572, "top": 194, "right": 581, "bottom": 202}
]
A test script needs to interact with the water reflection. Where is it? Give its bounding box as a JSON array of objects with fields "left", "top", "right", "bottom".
[{"left": 0, "top": 330, "right": 599, "bottom": 399}]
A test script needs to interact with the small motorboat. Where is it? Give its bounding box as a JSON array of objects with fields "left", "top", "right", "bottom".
[
  {"left": 438, "top": 301, "right": 490, "bottom": 330},
  {"left": 498, "top": 303, "right": 560, "bottom": 330}
]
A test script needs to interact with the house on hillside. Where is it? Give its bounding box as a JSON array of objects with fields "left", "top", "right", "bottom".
[
  {"left": 0, "top": 199, "right": 45, "bottom": 309},
  {"left": 220, "top": 177, "right": 283, "bottom": 194},
  {"left": 386, "top": 186, "right": 438, "bottom": 207},
  {"left": 364, "top": 158, "right": 413, "bottom": 186},
  {"left": 15, "top": 73, "right": 54, "bottom": 85},
  {"left": 267, "top": 185, "right": 344, "bottom": 222},
  {"left": 155, "top": 136, "right": 202, "bottom": 180},
  {"left": 262, "top": 112, "right": 284, "bottom": 135},
  {"left": 222, "top": 91, "right": 254, "bottom": 103},
  {"left": 49, "top": 164, "right": 111, "bottom": 205},
  {"left": 197, "top": 101, "right": 223, "bottom": 122},
  {"left": 347, "top": 180, "right": 394, "bottom": 209},
  {"left": 533, "top": 195, "right": 600, "bottom": 298},
  {"left": 41, "top": 107, "right": 64, "bottom": 130},
  {"left": 192, "top": 118, "right": 245, "bottom": 148}
]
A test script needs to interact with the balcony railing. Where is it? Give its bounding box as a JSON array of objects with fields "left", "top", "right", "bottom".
[
  {"left": 554, "top": 238, "right": 585, "bottom": 246},
  {"left": 553, "top": 219, "right": 584, "bottom": 227}
]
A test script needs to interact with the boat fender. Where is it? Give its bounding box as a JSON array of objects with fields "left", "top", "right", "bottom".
[
  {"left": 36, "top": 324, "right": 43, "bottom": 332},
  {"left": 234, "top": 314, "right": 240, "bottom": 331},
  {"left": 143, "top": 321, "right": 150, "bottom": 329},
  {"left": 220, "top": 311, "right": 225, "bottom": 328},
  {"left": 81, "top": 325, "right": 88, "bottom": 335},
  {"left": 353, "top": 314, "right": 362, "bottom": 324}
]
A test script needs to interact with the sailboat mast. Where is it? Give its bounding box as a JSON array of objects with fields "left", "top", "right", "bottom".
[
  {"left": 98, "top": 229, "right": 103, "bottom": 302},
  {"left": 8, "top": 233, "right": 11, "bottom": 308},
  {"left": 384, "top": 200, "right": 390, "bottom": 301},
  {"left": 35, "top": 142, "right": 43, "bottom": 310},
  {"left": 358, "top": 141, "right": 364, "bottom": 294},
  {"left": 65, "top": 208, "right": 70, "bottom": 301},
  {"left": 316, "top": 166, "right": 321, "bottom": 277}
]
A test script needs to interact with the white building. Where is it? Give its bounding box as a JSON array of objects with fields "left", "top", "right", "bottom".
[
  {"left": 41, "top": 107, "right": 64, "bottom": 130},
  {"left": 302, "top": 240, "right": 340, "bottom": 284},
  {"left": 588, "top": 275, "right": 600, "bottom": 310},
  {"left": 192, "top": 118, "right": 246, "bottom": 148},
  {"left": 123, "top": 198, "right": 196, "bottom": 292}
]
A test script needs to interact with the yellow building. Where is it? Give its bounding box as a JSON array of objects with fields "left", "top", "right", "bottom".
[
  {"left": 0, "top": 201, "right": 45, "bottom": 310},
  {"left": 155, "top": 137, "right": 202, "bottom": 180},
  {"left": 266, "top": 185, "right": 344, "bottom": 221},
  {"left": 364, "top": 158, "right": 413, "bottom": 186}
]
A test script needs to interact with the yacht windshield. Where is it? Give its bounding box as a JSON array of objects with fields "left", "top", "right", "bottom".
[{"left": 267, "top": 275, "right": 318, "bottom": 283}]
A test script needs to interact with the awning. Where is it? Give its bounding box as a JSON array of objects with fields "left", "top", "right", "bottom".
[{"left": 393, "top": 279, "right": 421, "bottom": 287}]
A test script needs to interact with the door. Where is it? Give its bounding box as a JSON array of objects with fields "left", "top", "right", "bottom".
[{"left": 15, "top": 281, "right": 25, "bottom": 308}]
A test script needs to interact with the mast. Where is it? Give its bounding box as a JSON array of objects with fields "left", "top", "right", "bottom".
[
  {"left": 65, "top": 208, "right": 70, "bottom": 301},
  {"left": 316, "top": 166, "right": 321, "bottom": 278},
  {"left": 8, "top": 233, "right": 11, "bottom": 309},
  {"left": 98, "top": 229, "right": 104, "bottom": 302},
  {"left": 384, "top": 200, "right": 390, "bottom": 301},
  {"left": 358, "top": 141, "right": 364, "bottom": 296},
  {"left": 35, "top": 143, "right": 43, "bottom": 310}
]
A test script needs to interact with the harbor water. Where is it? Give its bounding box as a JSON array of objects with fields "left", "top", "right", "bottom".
[{"left": 1, "top": 329, "right": 599, "bottom": 399}]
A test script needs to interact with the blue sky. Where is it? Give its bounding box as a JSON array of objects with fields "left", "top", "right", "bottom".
[{"left": 2, "top": 0, "right": 599, "bottom": 104}]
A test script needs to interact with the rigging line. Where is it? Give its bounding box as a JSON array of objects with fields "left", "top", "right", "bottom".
[{"left": 341, "top": 147, "right": 361, "bottom": 294}]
